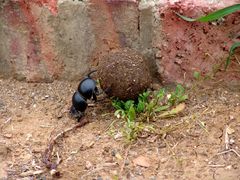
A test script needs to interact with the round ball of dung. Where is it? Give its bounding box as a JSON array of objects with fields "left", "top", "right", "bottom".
[{"left": 98, "top": 48, "right": 151, "bottom": 100}]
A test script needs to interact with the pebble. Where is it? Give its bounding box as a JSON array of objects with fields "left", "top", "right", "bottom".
[
  {"left": 96, "top": 175, "right": 103, "bottom": 180},
  {"left": 85, "top": 161, "right": 93, "bottom": 170},
  {"left": 133, "top": 155, "right": 151, "bottom": 168},
  {"left": 225, "top": 165, "right": 232, "bottom": 170},
  {"left": 150, "top": 176, "right": 157, "bottom": 180},
  {"left": 160, "top": 157, "right": 168, "bottom": 163},
  {"left": 3, "top": 134, "right": 12, "bottom": 139}
]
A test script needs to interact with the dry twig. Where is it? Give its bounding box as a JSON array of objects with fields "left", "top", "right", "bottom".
[
  {"left": 217, "top": 149, "right": 240, "bottom": 158},
  {"left": 20, "top": 170, "right": 45, "bottom": 177},
  {"left": 0, "top": 117, "right": 12, "bottom": 131},
  {"left": 208, "top": 164, "right": 226, "bottom": 168},
  {"left": 42, "top": 117, "right": 90, "bottom": 171},
  {"left": 119, "top": 145, "right": 131, "bottom": 177},
  {"left": 224, "top": 126, "right": 230, "bottom": 150}
]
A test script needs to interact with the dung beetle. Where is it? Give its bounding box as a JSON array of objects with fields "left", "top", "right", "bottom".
[
  {"left": 70, "top": 70, "right": 99, "bottom": 121},
  {"left": 77, "top": 70, "right": 99, "bottom": 101},
  {"left": 70, "top": 91, "right": 88, "bottom": 121}
]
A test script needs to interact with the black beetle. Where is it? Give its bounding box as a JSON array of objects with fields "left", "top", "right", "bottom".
[
  {"left": 77, "top": 70, "right": 99, "bottom": 101},
  {"left": 70, "top": 91, "right": 88, "bottom": 121},
  {"left": 70, "top": 70, "right": 99, "bottom": 121}
]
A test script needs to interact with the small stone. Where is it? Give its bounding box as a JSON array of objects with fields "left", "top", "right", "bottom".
[
  {"left": 16, "top": 117, "right": 23, "bottom": 122},
  {"left": 104, "top": 157, "right": 114, "bottom": 163},
  {"left": 111, "top": 150, "right": 116, "bottom": 157},
  {"left": 225, "top": 165, "right": 232, "bottom": 170},
  {"left": 150, "top": 176, "right": 157, "bottom": 180},
  {"left": 41, "top": 95, "right": 49, "bottom": 100},
  {"left": 85, "top": 161, "right": 93, "bottom": 170},
  {"left": 16, "top": 113, "right": 21, "bottom": 118},
  {"left": 114, "top": 132, "right": 123, "bottom": 140},
  {"left": 3, "top": 134, "right": 12, "bottom": 138},
  {"left": 133, "top": 155, "right": 151, "bottom": 168},
  {"left": 125, "top": 159, "right": 130, "bottom": 166},
  {"left": 96, "top": 175, "right": 103, "bottom": 180},
  {"left": 87, "top": 141, "right": 95, "bottom": 148},
  {"left": 115, "top": 153, "right": 123, "bottom": 160},
  {"left": 160, "top": 157, "right": 168, "bottom": 163},
  {"left": 229, "top": 138, "right": 235, "bottom": 145}
]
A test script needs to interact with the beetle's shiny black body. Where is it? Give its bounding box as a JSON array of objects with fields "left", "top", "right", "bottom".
[
  {"left": 70, "top": 70, "right": 99, "bottom": 121},
  {"left": 72, "top": 91, "right": 88, "bottom": 112},
  {"left": 78, "top": 70, "right": 99, "bottom": 101},
  {"left": 70, "top": 91, "right": 88, "bottom": 121}
]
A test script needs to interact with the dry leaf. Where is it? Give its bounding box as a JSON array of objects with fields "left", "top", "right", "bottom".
[
  {"left": 133, "top": 155, "right": 150, "bottom": 168},
  {"left": 159, "top": 103, "right": 186, "bottom": 118},
  {"left": 115, "top": 153, "right": 123, "bottom": 160}
]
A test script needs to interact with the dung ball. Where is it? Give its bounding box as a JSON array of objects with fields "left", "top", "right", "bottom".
[{"left": 98, "top": 48, "right": 151, "bottom": 100}]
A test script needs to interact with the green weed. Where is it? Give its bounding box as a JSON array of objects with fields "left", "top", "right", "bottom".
[{"left": 111, "top": 84, "right": 188, "bottom": 142}]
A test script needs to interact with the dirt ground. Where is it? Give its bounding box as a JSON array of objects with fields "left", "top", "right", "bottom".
[{"left": 0, "top": 79, "right": 239, "bottom": 180}]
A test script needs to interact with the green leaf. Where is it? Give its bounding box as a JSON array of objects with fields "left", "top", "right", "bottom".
[
  {"left": 146, "top": 100, "right": 155, "bottom": 112},
  {"left": 127, "top": 105, "right": 136, "bottom": 122},
  {"left": 136, "top": 100, "right": 145, "bottom": 113},
  {"left": 225, "top": 42, "right": 240, "bottom": 70},
  {"left": 176, "top": 4, "right": 240, "bottom": 22},
  {"left": 139, "top": 91, "right": 150, "bottom": 102},
  {"left": 193, "top": 71, "right": 201, "bottom": 80},
  {"left": 124, "top": 100, "right": 134, "bottom": 111},
  {"left": 114, "top": 109, "right": 125, "bottom": 118},
  {"left": 178, "top": 95, "right": 188, "bottom": 103},
  {"left": 112, "top": 99, "right": 124, "bottom": 110},
  {"left": 175, "top": 84, "right": 185, "bottom": 96},
  {"left": 156, "top": 88, "right": 165, "bottom": 100}
]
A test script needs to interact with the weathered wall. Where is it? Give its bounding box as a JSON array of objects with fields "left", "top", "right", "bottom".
[
  {"left": 0, "top": 0, "right": 239, "bottom": 84},
  {"left": 151, "top": 0, "right": 240, "bottom": 84}
]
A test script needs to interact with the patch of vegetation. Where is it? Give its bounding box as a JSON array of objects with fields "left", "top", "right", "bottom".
[
  {"left": 111, "top": 84, "right": 188, "bottom": 142},
  {"left": 176, "top": 4, "right": 240, "bottom": 70}
]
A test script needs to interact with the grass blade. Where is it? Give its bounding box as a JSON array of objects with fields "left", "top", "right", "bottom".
[
  {"left": 225, "top": 42, "right": 240, "bottom": 70},
  {"left": 176, "top": 4, "right": 240, "bottom": 22}
]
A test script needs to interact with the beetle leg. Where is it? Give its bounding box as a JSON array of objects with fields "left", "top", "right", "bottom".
[{"left": 93, "top": 92, "right": 97, "bottom": 102}]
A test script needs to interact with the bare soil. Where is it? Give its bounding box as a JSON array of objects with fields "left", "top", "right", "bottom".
[{"left": 0, "top": 79, "right": 240, "bottom": 180}]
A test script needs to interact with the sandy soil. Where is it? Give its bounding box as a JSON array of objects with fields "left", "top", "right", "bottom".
[{"left": 0, "top": 79, "right": 239, "bottom": 180}]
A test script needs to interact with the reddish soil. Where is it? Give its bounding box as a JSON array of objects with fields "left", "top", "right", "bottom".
[{"left": 0, "top": 79, "right": 239, "bottom": 180}]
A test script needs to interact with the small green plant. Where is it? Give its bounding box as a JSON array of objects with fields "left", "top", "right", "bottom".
[
  {"left": 193, "top": 71, "right": 201, "bottom": 80},
  {"left": 168, "top": 84, "right": 188, "bottom": 106},
  {"left": 111, "top": 84, "right": 188, "bottom": 142},
  {"left": 176, "top": 4, "right": 240, "bottom": 69}
]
